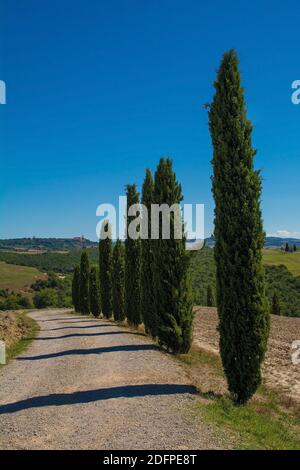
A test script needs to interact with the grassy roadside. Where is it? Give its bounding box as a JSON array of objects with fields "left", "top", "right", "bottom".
[
  {"left": 178, "top": 349, "right": 300, "bottom": 450},
  {"left": 1, "top": 312, "right": 39, "bottom": 367}
]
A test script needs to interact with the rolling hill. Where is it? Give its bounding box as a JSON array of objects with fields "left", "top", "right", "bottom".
[
  {"left": 1, "top": 238, "right": 300, "bottom": 317},
  {"left": 0, "top": 261, "right": 47, "bottom": 291},
  {"left": 1, "top": 236, "right": 299, "bottom": 253},
  {"left": 0, "top": 237, "right": 98, "bottom": 252}
]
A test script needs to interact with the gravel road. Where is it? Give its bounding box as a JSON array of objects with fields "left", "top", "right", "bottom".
[{"left": 0, "top": 309, "right": 220, "bottom": 450}]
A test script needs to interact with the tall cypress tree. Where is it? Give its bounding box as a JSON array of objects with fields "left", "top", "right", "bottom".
[
  {"left": 99, "top": 220, "right": 113, "bottom": 318},
  {"left": 209, "top": 50, "right": 270, "bottom": 404},
  {"left": 153, "top": 158, "right": 193, "bottom": 353},
  {"left": 79, "top": 250, "right": 90, "bottom": 314},
  {"left": 141, "top": 168, "right": 158, "bottom": 336},
  {"left": 89, "top": 266, "right": 101, "bottom": 317},
  {"left": 72, "top": 265, "right": 81, "bottom": 312},
  {"left": 125, "top": 184, "right": 141, "bottom": 327},
  {"left": 112, "top": 239, "right": 125, "bottom": 321}
]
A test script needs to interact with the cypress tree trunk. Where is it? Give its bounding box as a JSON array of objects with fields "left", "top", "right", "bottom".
[
  {"left": 125, "top": 184, "right": 141, "bottom": 327},
  {"left": 209, "top": 50, "right": 270, "bottom": 404},
  {"left": 89, "top": 266, "right": 101, "bottom": 317},
  {"left": 99, "top": 220, "right": 113, "bottom": 318},
  {"left": 112, "top": 239, "right": 125, "bottom": 321},
  {"left": 141, "top": 169, "right": 158, "bottom": 337},
  {"left": 207, "top": 284, "right": 214, "bottom": 307},
  {"left": 271, "top": 293, "right": 281, "bottom": 316},
  {"left": 79, "top": 250, "right": 90, "bottom": 314},
  {"left": 153, "top": 158, "right": 193, "bottom": 353},
  {"left": 72, "top": 265, "right": 81, "bottom": 312}
]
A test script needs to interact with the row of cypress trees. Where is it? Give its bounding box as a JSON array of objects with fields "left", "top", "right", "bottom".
[
  {"left": 72, "top": 49, "right": 270, "bottom": 403},
  {"left": 72, "top": 237, "right": 126, "bottom": 321},
  {"left": 72, "top": 158, "right": 193, "bottom": 354}
]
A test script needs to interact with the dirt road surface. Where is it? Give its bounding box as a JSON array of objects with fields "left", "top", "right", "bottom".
[{"left": 0, "top": 309, "right": 221, "bottom": 450}]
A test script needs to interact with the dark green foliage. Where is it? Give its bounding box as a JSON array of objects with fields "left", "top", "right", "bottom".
[
  {"left": 294, "top": 244, "right": 297, "bottom": 252},
  {"left": 285, "top": 242, "right": 289, "bottom": 253},
  {"left": 209, "top": 50, "right": 270, "bottom": 404},
  {"left": 89, "top": 266, "right": 101, "bottom": 317},
  {"left": 112, "top": 240, "right": 125, "bottom": 321},
  {"left": 99, "top": 221, "right": 113, "bottom": 318},
  {"left": 79, "top": 250, "right": 90, "bottom": 314},
  {"left": 152, "top": 158, "right": 193, "bottom": 353},
  {"left": 33, "top": 288, "right": 58, "bottom": 308},
  {"left": 0, "top": 292, "right": 33, "bottom": 310},
  {"left": 207, "top": 284, "right": 214, "bottom": 307},
  {"left": 271, "top": 292, "right": 281, "bottom": 316},
  {"left": 125, "top": 184, "right": 141, "bottom": 327},
  {"left": 18, "top": 296, "right": 33, "bottom": 308},
  {"left": 31, "top": 272, "right": 72, "bottom": 308},
  {"left": 141, "top": 169, "right": 158, "bottom": 336},
  {"left": 72, "top": 266, "right": 81, "bottom": 312}
]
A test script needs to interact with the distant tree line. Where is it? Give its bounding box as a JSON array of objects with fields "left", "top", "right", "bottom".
[{"left": 283, "top": 242, "right": 297, "bottom": 253}]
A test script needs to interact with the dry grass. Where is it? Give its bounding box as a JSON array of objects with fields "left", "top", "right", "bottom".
[{"left": 0, "top": 311, "right": 39, "bottom": 366}]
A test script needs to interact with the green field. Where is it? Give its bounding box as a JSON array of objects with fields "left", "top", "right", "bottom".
[
  {"left": 0, "top": 261, "right": 46, "bottom": 291},
  {"left": 262, "top": 250, "right": 300, "bottom": 276}
]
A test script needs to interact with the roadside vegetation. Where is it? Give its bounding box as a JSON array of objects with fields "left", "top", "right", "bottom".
[
  {"left": 0, "top": 312, "right": 39, "bottom": 366},
  {"left": 178, "top": 348, "right": 300, "bottom": 450},
  {"left": 0, "top": 267, "right": 72, "bottom": 311}
]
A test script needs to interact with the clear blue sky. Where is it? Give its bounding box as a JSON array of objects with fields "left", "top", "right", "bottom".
[{"left": 1, "top": 0, "right": 299, "bottom": 240}]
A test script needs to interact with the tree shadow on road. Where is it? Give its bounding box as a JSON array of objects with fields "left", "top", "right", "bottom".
[
  {"left": 59, "top": 320, "right": 104, "bottom": 324},
  {"left": 40, "top": 318, "right": 79, "bottom": 322},
  {"left": 0, "top": 384, "right": 197, "bottom": 415},
  {"left": 34, "top": 331, "right": 144, "bottom": 340},
  {"left": 48, "top": 324, "right": 113, "bottom": 331},
  {"left": 17, "top": 344, "right": 159, "bottom": 361}
]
